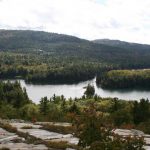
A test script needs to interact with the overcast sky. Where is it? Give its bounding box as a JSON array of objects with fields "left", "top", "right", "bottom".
[{"left": 0, "top": 0, "right": 150, "bottom": 44}]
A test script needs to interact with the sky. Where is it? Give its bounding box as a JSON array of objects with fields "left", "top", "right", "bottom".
[{"left": 0, "top": 0, "right": 150, "bottom": 44}]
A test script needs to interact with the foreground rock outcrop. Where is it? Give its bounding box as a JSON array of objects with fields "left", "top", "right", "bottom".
[
  {"left": 0, "top": 119, "right": 78, "bottom": 150},
  {"left": 0, "top": 119, "right": 150, "bottom": 150}
]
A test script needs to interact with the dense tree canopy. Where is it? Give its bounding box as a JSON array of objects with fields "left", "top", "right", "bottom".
[
  {"left": 0, "top": 81, "right": 30, "bottom": 108},
  {"left": 1, "top": 30, "right": 150, "bottom": 84},
  {"left": 97, "top": 69, "right": 150, "bottom": 89},
  {"left": 84, "top": 84, "right": 95, "bottom": 98},
  {"left": 0, "top": 81, "right": 149, "bottom": 149}
]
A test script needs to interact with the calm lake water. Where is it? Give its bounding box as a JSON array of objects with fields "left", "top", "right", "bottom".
[{"left": 5, "top": 78, "right": 150, "bottom": 103}]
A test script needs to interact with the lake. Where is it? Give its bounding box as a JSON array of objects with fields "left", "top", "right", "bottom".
[{"left": 5, "top": 78, "right": 150, "bottom": 103}]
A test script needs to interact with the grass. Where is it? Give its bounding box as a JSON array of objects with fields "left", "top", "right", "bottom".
[
  {"left": 41, "top": 124, "right": 75, "bottom": 134},
  {"left": 0, "top": 123, "right": 17, "bottom": 133},
  {"left": 21, "top": 125, "right": 33, "bottom": 129},
  {"left": 0, "top": 122, "right": 42, "bottom": 144},
  {"left": 45, "top": 141, "right": 68, "bottom": 149},
  {"left": 44, "top": 141, "right": 78, "bottom": 150},
  {"left": 0, "top": 122, "right": 78, "bottom": 149},
  {"left": 41, "top": 124, "right": 79, "bottom": 149}
]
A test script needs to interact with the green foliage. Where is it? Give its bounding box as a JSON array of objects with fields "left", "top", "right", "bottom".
[
  {"left": 84, "top": 84, "right": 95, "bottom": 98},
  {"left": 0, "top": 51, "right": 105, "bottom": 83},
  {"left": 0, "top": 103, "right": 17, "bottom": 119},
  {"left": 137, "top": 120, "right": 150, "bottom": 134},
  {"left": 0, "top": 30, "right": 150, "bottom": 69},
  {"left": 97, "top": 69, "right": 150, "bottom": 88},
  {"left": 133, "top": 99, "right": 150, "bottom": 124},
  {"left": 75, "top": 103, "right": 145, "bottom": 149},
  {"left": 89, "top": 136, "right": 145, "bottom": 150},
  {"left": 0, "top": 81, "right": 30, "bottom": 108},
  {"left": 69, "top": 102, "right": 80, "bottom": 114},
  {"left": 0, "top": 80, "right": 149, "bottom": 150},
  {"left": 77, "top": 104, "right": 108, "bottom": 147},
  {"left": 19, "top": 104, "right": 39, "bottom": 120},
  {"left": 42, "top": 124, "right": 75, "bottom": 134},
  {"left": 39, "top": 97, "right": 49, "bottom": 115},
  {"left": 0, "top": 81, "right": 149, "bottom": 130},
  {"left": 1, "top": 30, "right": 150, "bottom": 84},
  {"left": 112, "top": 109, "right": 133, "bottom": 126}
]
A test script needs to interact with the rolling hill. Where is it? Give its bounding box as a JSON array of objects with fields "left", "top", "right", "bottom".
[
  {"left": 0, "top": 30, "right": 150, "bottom": 68},
  {"left": 93, "top": 39, "right": 150, "bottom": 51}
]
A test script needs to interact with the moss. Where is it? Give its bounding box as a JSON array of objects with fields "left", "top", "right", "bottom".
[
  {"left": 21, "top": 125, "right": 33, "bottom": 129},
  {"left": 44, "top": 141, "right": 68, "bottom": 149},
  {"left": 44, "top": 141, "right": 78, "bottom": 149},
  {"left": 41, "top": 124, "right": 75, "bottom": 134},
  {"left": 0, "top": 123, "right": 17, "bottom": 133}
]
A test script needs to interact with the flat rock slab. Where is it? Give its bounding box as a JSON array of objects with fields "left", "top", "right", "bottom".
[
  {"left": 0, "top": 143, "right": 48, "bottom": 150},
  {"left": 10, "top": 122, "right": 79, "bottom": 145},
  {"left": 113, "top": 129, "right": 150, "bottom": 146},
  {"left": 0, "top": 128, "right": 15, "bottom": 139},
  {"left": 0, "top": 128, "right": 21, "bottom": 144},
  {"left": 10, "top": 123, "right": 64, "bottom": 140},
  {"left": 10, "top": 123, "right": 42, "bottom": 129},
  {"left": 145, "top": 138, "right": 150, "bottom": 145},
  {"left": 50, "top": 136, "right": 79, "bottom": 145},
  {"left": 144, "top": 146, "right": 150, "bottom": 150},
  {"left": 36, "top": 122, "right": 72, "bottom": 127},
  {"left": 0, "top": 125, "right": 49, "bottom": 150},
  {"left": 20, "top": 128, "right": 64, "bottom": 140},
  {"left": 0, "top": 119, "right": 26, "bottom": 125},
  {"left": 113, "top": 129, "right": 144, "bottom": 137}
]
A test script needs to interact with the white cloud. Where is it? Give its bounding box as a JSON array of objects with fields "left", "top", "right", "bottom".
[{"left": 0, "top": 0, "right": 150, "bottom": 44}]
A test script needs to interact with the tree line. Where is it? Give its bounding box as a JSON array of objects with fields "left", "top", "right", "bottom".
[
  {"left": 0, "top": 82, "right": 149, "bottom": 149},
  {"left": 0, "top": 51, "right": 115, "bottom": 83},
  {"left": 97, "top": 69, "right": 150, "bottom": 89}
]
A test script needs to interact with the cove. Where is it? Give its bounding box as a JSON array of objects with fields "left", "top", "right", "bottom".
[{"left": 3, "top": 78, "right": 150, "bottom": 103}]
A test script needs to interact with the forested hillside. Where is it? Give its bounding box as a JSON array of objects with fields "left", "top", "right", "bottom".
[
  {"left": 0, "top": 30, "right": 150, "bottom": 67},
  {"left": 93, "top": 39, "right": 150, "bottom": 51},
  {"left": 1, "top": 30, "right": 150, "bottom": 83}
]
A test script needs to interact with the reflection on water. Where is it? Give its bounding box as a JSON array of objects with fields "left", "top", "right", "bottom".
[{"left": 3, "top": 78, "right": 150, "bottom": 103}]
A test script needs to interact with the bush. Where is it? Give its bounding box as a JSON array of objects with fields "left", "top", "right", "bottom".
[
  {"left": 41, "top": 124, "right": 75, "bottom": 134},
  {"left": 84, "top": 84, "right": 95, "bottom": 98},
  {"left": 90, "top": 135, "right": 145, "bottom": 150},
  {"left": 19, "top": 104, "right": 39, "bottom": 121}
]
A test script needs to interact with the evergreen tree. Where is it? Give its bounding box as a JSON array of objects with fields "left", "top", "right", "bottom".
[
  {"left": 84, "top": 84, "right": 95, "bottom": 98},
  {"left": 40, "top": 96, "right": 49, "bottom": 115}
]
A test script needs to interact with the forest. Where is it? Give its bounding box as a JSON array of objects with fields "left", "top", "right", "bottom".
[
  {"left": 1, "top": 30, "right": 150, "bottom": 84},
  {"left": 96, "top": 69, "right": 150, "bottom": 89},
  {"left": 0, "top": 82, "right": 149, "bottom": 149},
  {"left": 0, "top": 51, "right": 109, "bottom": 83},
  {"left": 0, "top": 30, "right": 150, "bottom": 149}
]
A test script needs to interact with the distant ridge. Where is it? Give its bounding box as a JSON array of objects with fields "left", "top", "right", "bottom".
[
  {"left": 93, "top": 39, "right": 150, "bottom": 51},
  {"left": 0, "top": 29, "right": 150, "bottom": 68}
]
